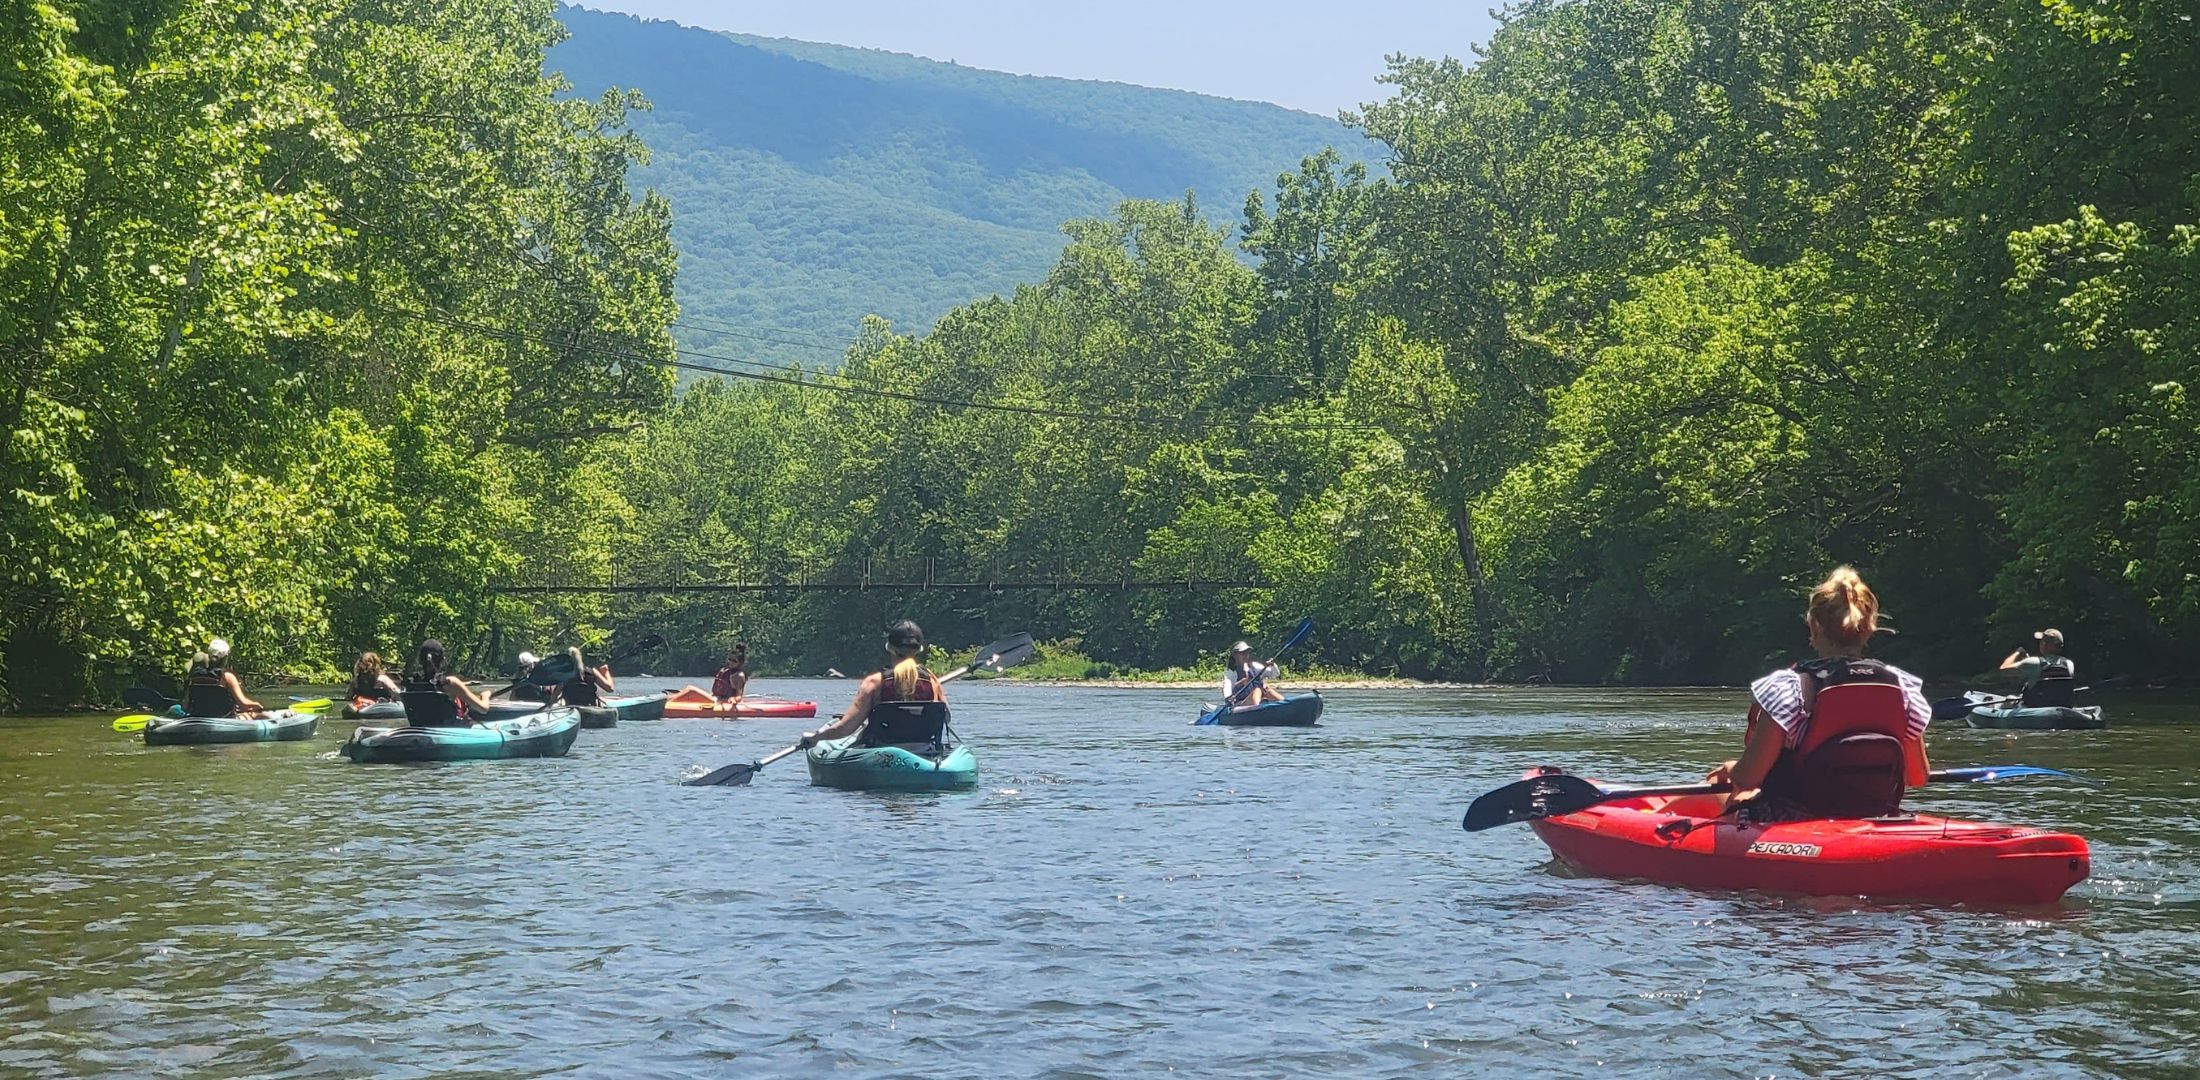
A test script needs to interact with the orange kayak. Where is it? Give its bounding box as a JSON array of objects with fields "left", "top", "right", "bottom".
[{"left": 662, "top": 686, "right": 817, "bottom": 719}]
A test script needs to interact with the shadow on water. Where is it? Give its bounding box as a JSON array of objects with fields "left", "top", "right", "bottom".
[{"left": 1, "top": 679, "right": 2196, "bottom": 1076}]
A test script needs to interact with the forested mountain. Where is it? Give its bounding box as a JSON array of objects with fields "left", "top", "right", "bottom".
[
  {"left": 548, "top": 5, "right": 1370, "bottom": 367},
  {"left": 4, "top": 0, "right": 2192, "bottom": 706}
]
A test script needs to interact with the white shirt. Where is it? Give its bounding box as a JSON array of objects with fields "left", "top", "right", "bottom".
[
  {"left": 1749, "top": 663, "right": 1930, "bottom": 749},
  {"left": 1221, "top": 662, "right": 1277, "bottom": 702}
]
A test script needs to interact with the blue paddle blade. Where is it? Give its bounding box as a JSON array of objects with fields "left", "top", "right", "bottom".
[
  {"left": 1275, "top": 617, "right": 1314, "bottom": 656},
  {"left": 1930, "top": 696, "right": 1977, "bottom": 722},
  {"left": 1194, "top": 704, "right": 1222, "bottom": 725},
  {"left": 1933, "top": 764, "right": 2098, "bottom": 785}
]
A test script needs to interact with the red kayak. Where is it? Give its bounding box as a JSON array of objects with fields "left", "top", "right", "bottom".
[
  {"left": 662, "top": 686, "right": 817, "bottom": 719},
  {"left": 1524, "top": 770, "right": 2089, "bottom": 905}
]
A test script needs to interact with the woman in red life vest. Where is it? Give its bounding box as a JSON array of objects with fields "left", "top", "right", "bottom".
[
  {"left": 711, "top": 643, "right": 749, "bottom": 704},
  {"left": 798, "top": 619, "right": 942, "bottom": 748},
  {"left": 1689, "top": 566, "right": 1932, "bottom": 820}
]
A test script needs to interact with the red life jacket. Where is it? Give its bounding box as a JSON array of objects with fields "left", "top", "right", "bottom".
[
  {"left": 1758, "top": 657, "right": 1925, "bottom": 817},
  {"left": 876, "top": 666, "right": 940, "bottom": 703}
]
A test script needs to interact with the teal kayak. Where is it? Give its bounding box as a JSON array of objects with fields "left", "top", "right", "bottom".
[
  {"left": 340, "top": 709, "right": 583, "bottom": 764},
  {"left": 804, "top": 736, "right": 978, "bottom": 791},
  {"left": 144, "top": 710, "right": 318, "bottom": 746},
  {"left": 576, "top": 693, "right": 667, "bottom": 729}
]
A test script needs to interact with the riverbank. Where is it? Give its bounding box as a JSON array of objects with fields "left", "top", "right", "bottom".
[{"left": 987, "top": 673, "right": 1483, "bottom": 689}]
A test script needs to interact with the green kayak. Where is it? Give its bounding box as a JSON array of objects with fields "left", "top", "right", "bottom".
[
  {"left": 340, "top": 709, "right": 583, "bottom": 764},
  {"left": 144, "top": 710, "right": 318, "bottom": 746},
  {"left": 804, "top": 736, "right": 978, "bottom": 791},
  {"left": 575, "top": 693, "right": 668, "bottom": 729}
]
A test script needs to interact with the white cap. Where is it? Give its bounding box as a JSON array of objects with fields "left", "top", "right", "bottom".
[
  {"left": 1230, "top": 641, "right": 1253, "bottom": 653},
  {"left": 207, "top": 638, "right": 230, "bottom": 659},
  {"left": 517, "top": 651, "right": 539, "bottom": 665}
]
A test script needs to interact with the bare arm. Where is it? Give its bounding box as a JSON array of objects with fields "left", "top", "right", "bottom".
[
  {"left": 445, "top": 675, "right": 496, "bottom": 715},
  {"left": 1998, "top": 648, "right": 2028, "bottom": 670},
  {"left": 1720, "top": 714, "right": 1789, "bottom": 811},
  {"left": 593, "top": 665, "right": 615, "bottom": 693},
  {"left": 808, "top": 675, "right": 881, "bottom": 743},
  {"left": 224, "top": 672, "right": 264, "bottom": 713}
]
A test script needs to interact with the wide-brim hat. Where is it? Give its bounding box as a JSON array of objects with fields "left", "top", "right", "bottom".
[{"left": 1230, "top": 641, "right": 1253, "bottom": 653}]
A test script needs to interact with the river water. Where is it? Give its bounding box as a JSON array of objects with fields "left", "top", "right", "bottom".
[{"left": 2, "top": 679, "right": 2195, "bottom": 1077}]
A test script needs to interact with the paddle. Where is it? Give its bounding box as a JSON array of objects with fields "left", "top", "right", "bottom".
[
  {"left": 112, "top": 713, "right": 164, "bottom": 732},
  {"left": 510, "top": 633, "right": 669, "bottom": 693},
  {"left": 288, "top": 696, "right": 333, "bottom": 712},
  {"left": 123, "top": 687, "right": 177, "bottom": 712},
  {"left": 1462, "top": 764, "right": 2098, "bottom": 832},
  {"left": 1930, "top": 675, "right": 2128, "bottom": 721},
  {"left": 1196, "top": 617, "right": 1314, "bottom": 725},
  {"left": 684, "top": 632, "right": 1036, "bottom": 787}
]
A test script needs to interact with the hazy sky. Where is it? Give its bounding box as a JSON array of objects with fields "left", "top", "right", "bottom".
[{"left": 567, "top": 2, "right": 1499, "bottom": 116}]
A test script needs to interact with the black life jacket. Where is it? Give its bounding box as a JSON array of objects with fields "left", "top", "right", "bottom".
[
  {"left": 348, "top": 671, "right": 393, "bottom": 701},
  {"left": 562, "top": 672, "right": 603, "bottom": 708},
  {"left": 183, "top": 665, "right": 239, "bottom": 718},
  {"left": 1756, "top": 657, "right": 1915, "bottom": 819},
  {"left": 2022, "top": 660, "right": 2076, "bottom": 708}
]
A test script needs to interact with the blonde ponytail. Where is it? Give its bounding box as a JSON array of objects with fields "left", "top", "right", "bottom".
[
  {"left": 892, "top": 655, "right": 921, "bottom": 700},
  {"left": 1808, "top": 565, "right": 1879, "bottom": 649}
]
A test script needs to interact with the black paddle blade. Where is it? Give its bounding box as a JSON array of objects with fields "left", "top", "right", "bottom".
[
  {"left": 978, "top": 638, "right": 1037, "bottom": 672},
  {"left": 122, "top": 687, "right": 174, "bottom": 711},
  {"left": 1462, "top": 773, "right": 1606, "bottom": 832},
  {"left": 684, "top": 762, "right": 758, "bottom": 787},
  {"left": 970, "top": 633, "right": 1035, "bottom": 671}
]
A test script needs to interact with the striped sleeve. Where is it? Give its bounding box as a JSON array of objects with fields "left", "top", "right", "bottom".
[
  {"left": 1889, "top": 664, "right": 1932, "bottom": 740},
  {"left": 1749, "top": 669, "right": 1810, "bottom": 748}
]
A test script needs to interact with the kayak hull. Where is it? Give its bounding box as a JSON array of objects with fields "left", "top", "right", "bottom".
[
  {"left": 144, "top": 711, "right": 317, "bottom": 745},
  {"left": 343, "top": 697, "right": 405, "bottom": 721},
  {"left": 340, "top": 710, "right": 582, "bottom": 764},
  {"left": 1522, "top": 769, "right": 2088, "bottom": 905},
  {"left": 576, "top": 693, "right": 668, "bottom": 728},
  {"left": 663, "top": 685, "right": 817, "bottom": 719},
  {"left": 1966, "top": 701, "right": 2106, "bottom": 730},
  {"left": 805, "top": 737, "right": 977, "bottom": 791},
  {"left": 1204, "top": 694, "right": 1324, "bottom": 727}
]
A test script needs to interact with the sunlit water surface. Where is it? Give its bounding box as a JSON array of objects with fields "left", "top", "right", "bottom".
[{"left": 3, "top": 680, "right": 2196, "bottom": 1077}]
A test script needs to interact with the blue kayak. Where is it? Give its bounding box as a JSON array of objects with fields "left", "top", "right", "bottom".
[
  {"left": 340, "top": 709, "right": 583, "bottom": 763},
  {"left": 804, "top": 736, "right": 978, "bottom": 791},
  {"left": 1197, "top": 694, "right": 1324, "bottom": 727}
]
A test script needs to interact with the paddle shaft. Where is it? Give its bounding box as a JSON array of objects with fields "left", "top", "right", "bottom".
[{"left": 1585, "top": 767, "right": 2069, "bottom": 802}]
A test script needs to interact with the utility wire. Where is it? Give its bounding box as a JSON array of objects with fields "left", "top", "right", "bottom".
[{"left": 384, "top": 305, "right": 1388, "bottom": 433}]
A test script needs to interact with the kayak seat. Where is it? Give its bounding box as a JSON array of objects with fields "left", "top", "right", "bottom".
[
  {"left": 858, "top": 700, "right": 949, "bottom": 751},
  {"left": 400, "top": 689, "right": 468, "bottom": 727},
  {"left": 182, "top": 680, "right": 239, "bottom": 718},
  {"left": 1784, "top": 731, "right": 1906, "bottom": 819},
  {"left": 2021, "top": 666, "right": 2076, "bottom": 709}
]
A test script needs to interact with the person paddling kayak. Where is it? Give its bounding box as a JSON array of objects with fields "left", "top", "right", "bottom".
[
  {"left": 558, "top": 646, "right": 615, "bottom": 707},
  {"left": 348, "top": 651, "right": 403, "bottom": 702},
  {"left": 1221, "top": 640, "right": 1285, "bottom": 709},
  {"left": 403, "top": 639, "right": 500, "bottom": 725},
  {"left": 712, "top": 643, "right": 750, "bottom": 704},
  {"left": 1684, "top": 566, "right": 1932, "bottom": 820},
  {"left": 1999, "top": 628, "right": 2077, "bottom": 708},
  {"left": 185, "top": 639, "right": 266, "bottom": 717},
  {"left": 798, "top": 620, "right": 945, "bottom": 749},
  {"left": 497, "top": 651, "right": 556, "bottom": 702}
]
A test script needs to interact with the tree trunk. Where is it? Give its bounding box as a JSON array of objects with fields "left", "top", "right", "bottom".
[{"left": 1445, "top": 488, "right": 1497, "bottom": 662}]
